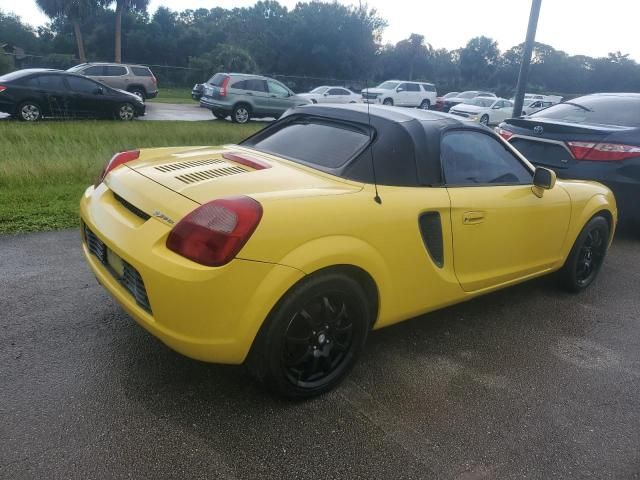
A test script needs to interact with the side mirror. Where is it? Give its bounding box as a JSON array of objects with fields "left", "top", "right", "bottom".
[
  {"left": 492, "top": 105, "right": 501, "bottom": 109},
  {"left": 93, "top": 87, "right": 104, "bottom": 95},
  {"left": 323, "top": 93, "right": 328, "bottom": 96},
  {"left": 397, "top": 87, "right": 404, "bottom": 92},
  {"left": 532, "top": 167, "right": 556, "bottom": 197}
]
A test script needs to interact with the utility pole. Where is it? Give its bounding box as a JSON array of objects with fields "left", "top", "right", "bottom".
[{"left": 513, "top": 0, "right": 542, "bottom": 117}]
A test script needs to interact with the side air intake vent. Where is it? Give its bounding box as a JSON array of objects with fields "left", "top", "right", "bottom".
[{"left": 419, "top": 212, "right": 444, "bottom": 268}]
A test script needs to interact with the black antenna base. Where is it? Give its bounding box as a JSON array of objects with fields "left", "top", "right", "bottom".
[{"left": 374, "top": 194, "right": 382, "bottom": 204}]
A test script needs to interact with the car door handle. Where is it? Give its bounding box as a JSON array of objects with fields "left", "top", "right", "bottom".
[
  {"left": 463, "top": 211, "right": 485, "bottom": 225},
  {"left": 245, "top": 92, "right": 253, "bottom": 95}
]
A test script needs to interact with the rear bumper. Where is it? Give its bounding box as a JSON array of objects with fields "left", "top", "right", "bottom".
[
  {"left": 199, "top": 96, "right": 231, "bottom": 113},
  {"left": 79, "top": 184, "right": 304, "bottom": 364},
  {"left": 146, "top": 90, "right": 158, "bottom": 99}
]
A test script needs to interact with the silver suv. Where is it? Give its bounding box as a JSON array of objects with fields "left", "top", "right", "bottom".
[
  {"left": 200, "top": 73, "right": 310, "bottom": 123},
  {"left": 66, "top": 63, "right": 158, "bottom": 100}
]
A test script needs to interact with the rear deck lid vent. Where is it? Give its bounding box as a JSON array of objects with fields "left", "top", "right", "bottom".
[
  {"left": 174, "top": 166, "right": 248, "bottom": 184},
  {"left": 154, "top": 158, "right": 227, "bottom": 172}
]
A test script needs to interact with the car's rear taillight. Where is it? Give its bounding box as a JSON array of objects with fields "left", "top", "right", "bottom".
[
  {"left": 0, "top": 85, "right": 7, "bottom": 93},
  {"left": 497, "top": 127, "right": 514, "bottom": 140},
  {"left": 151, "top": 75, "right": 157, "bottom": 86},
  {"left": 95, "top": 149, "right": 140, "bottom": 187},
  {"left": 567, "top": 141, "right": 640, "bottom": 161},
  {"left": 219, "top": 76, "right": 230, "bottom": 97},
  {"left": 166, "top": 196, "right": 263, "bottom": 267}
]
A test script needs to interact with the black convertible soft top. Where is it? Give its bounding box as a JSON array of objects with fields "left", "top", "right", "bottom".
[{"left": 241, "top": 103, "right": 498, "bottom": 187}]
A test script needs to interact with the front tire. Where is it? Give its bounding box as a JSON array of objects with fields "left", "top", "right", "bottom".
[
  {"left": 246, "top": 272, "right": 371, "bottom": 399},
  {"left": 560, "top": 216, "right": 610, "bottom": 292},
  {"left": 116, "top": 103, "right": 135, "bottom": 121},
  {"left": 232, "top": 104, "right": 251, "bottom": 124},
  {"left": 383, "top": 98, "right": 393, "bottom": 106},
  {"left": 480, "top": 114, "right": 489, "bottom": 125},
  {"left": 17, "top": 101, "right": 42, "bottom": 122}
]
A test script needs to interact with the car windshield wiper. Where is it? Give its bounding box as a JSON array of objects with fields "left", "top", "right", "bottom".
[{"left": 563, "top": 102, "right": 593, "bottom": 112}]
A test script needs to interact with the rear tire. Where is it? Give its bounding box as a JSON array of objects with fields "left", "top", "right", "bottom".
[
  {"left": 129, "top": 88, "right": 146, "bottom": 101},
  {"left": 246, "top": 272, "right": 371, "bottom": 399},
  {"left": 560, "top": 216, "right": 610, "bottom": 292},
  {"left": 419, "top": 99, "right": 430, "bottom": 110},
  {"left": 17, "top": 101, "right": 42, "bottom": 122},
  {"left": 232, "top": 104, "right": 251, "bottom": 124}
]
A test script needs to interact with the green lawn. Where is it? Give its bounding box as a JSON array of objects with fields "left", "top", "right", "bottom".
[
  {"left": 0, "top": 120, "right": 262, "bottom": 234},
  {"left": 147, "top": 87, "right": 196, "bottom": 104}
]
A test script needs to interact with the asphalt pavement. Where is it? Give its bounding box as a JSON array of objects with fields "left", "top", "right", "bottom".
[{"left": 1, "top": 228, "right": 639, "bottom": 479}]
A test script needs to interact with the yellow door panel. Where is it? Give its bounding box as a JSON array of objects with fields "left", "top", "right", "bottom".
[{"left": 448, "top": 184, "right": 571, "bottom": 292}]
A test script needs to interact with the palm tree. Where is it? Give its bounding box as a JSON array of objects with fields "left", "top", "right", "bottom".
[
  {"left": 36, "top": 0, "right": 94, "bottom": 63},
  {"left": 110, "top": 0, "right": 149, "bottom": 63}
]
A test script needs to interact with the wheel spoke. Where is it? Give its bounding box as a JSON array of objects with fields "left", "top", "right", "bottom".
[
  {"left": 286, "top": 333, "right": 312, "bottom": 345},
  {"left": 285, "top": 347, "right": 312, "bottom": 367},
  {"left": 298, "top": 308, "right": 316, "bottom": 329}
]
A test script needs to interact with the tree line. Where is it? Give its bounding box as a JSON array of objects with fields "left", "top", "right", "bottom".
[{"left": 1, "top": 1, "right": 640, "bottom": 96}]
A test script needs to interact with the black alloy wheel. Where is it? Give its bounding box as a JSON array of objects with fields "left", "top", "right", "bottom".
[
  {"left": 246, "top": 272, "right": 371, "bottom": 398},
  {"left": 561, "top": 215, "right": 610, "bottom": 292},
  {"left": 282, "top": 293, "right": 356, "bottom": 388}
]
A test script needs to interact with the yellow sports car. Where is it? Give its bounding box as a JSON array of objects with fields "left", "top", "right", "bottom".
[{"left": 80, "top": 105, "right": 617, "bottom": 398}]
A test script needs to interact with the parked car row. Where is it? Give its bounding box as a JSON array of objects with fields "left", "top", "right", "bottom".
[{"left": 0, "top": 68, "right": 146, "bottom": 121}]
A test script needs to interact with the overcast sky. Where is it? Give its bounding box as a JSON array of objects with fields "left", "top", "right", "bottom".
[{"left": 4, "top": 0, "right": 639, "bottom": 61}]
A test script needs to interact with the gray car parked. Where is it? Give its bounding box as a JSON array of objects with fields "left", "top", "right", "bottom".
[
  {"left": 200, "top": 73, "right": 310, "bottom": 123},
  {"left": 66, "top": 63, "right": 158, "bottom": 100}
]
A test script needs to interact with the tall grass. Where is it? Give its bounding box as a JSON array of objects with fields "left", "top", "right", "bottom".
[
  {"left": 0, "top": 120, "right": 262, "bottom": 233},
  {"left": 0, "top": 120, "right": 261, "bottom": 187}
]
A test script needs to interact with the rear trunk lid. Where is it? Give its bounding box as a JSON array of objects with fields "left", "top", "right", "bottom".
[
  {"left": 123, "top": 145, "right": 362, "bottom": 205},
  {"left": 503, "top": 117, "right": 632, "bottom": 169}
]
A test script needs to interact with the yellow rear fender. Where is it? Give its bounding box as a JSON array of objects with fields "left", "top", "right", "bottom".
[
  {"left": 275, "top": 235, "right": 392, "bottom": 326},
  {"left": 561, "top": 193, "right": 617, "bottom": 261}
]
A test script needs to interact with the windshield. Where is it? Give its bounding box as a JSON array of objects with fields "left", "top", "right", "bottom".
[
  {"left": 457, "top": 91, "right": 478, "bottom": 99},
  {"left": 310, "top": 87, "right": 328, "bottom": 94},
  {"left": 376, "top": 81, "right": 399, "bottom": 90},
  {"left": 465, "top": 98, "right": 495, "bottom": 108},
  {"left": 531, "top": 95, "right": 640, "bottom": 127}
]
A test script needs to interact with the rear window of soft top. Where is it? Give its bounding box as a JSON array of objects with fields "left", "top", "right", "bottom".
[{"left": 241, "top": 118, "right": 371, "bottom": 169}]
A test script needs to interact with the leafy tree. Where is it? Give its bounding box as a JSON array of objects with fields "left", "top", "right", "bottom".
[
  {"left": 188, "top": 44, "right": 257, "bottom": 82},
  {"left": 35, "top": 0, "right": 96, "bottom": 62},
  {"left": 459, "top": 36, "right": 500, "bottom": 86},
  {"left": 105, "top": 0, "right": 149, "bottom": 63}
]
